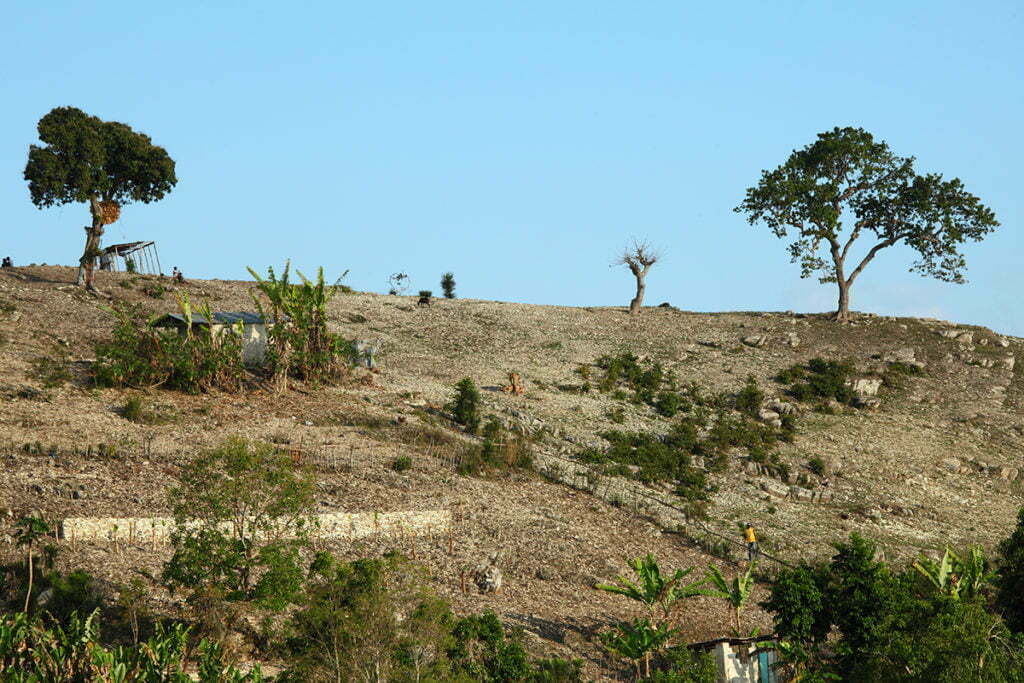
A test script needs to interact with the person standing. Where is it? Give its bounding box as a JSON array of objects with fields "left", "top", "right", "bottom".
[{"left": 744, "top": 523, "right": 759, "bottom": 563}]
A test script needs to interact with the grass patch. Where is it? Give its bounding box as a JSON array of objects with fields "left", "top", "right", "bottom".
[{"left": 30, "top": 353, "right": 72, "bottom": 388}]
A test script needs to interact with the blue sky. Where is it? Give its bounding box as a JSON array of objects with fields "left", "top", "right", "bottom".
[{"left": 3, "top": 1, "right": 1021, "bottom": 334}]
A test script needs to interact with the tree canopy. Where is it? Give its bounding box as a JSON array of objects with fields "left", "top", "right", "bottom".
[
  {"left": 25, "top": 106, "right": 176, "bottom": 208},
  {"left": 734, "top": 126, "right": 998, "bottom": 320}
]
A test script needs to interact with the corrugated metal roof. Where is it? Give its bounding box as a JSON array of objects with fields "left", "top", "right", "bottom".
[{"left": 153, "top": 312, "right": 279, "bottom": 326}]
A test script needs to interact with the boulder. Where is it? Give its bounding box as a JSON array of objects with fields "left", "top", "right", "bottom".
[
  {"left": 742, "top": 335, "right": 767, "bottom": 348},
  {"left": 1001, "top": 356, "right": 1016, "bottom": 372},
  {"left": 785, "top": 332, "right": 800, "bottom": 347},
  {"left": 848, "top": 377, "right": 882, "bottom": 396},
  {"left": 940, "top": 457, "right": 961, "bottom": 472},
  {"left": 956, "top": 331, "right": 974, "bottom": 345},
  {"left": 766, "top": 399, "right": 798, "bottom": 416},
  {"left": 998, "top": 338, "right": 1010, "bottom": 348},
  {"left": 790, "top": 486, "right": 815, "bottom": 502},
  {"left": 997, "top": 466, "right": 1019, "bottom": 481},
  {"left": 474, "top": 552, "right": 503, "bottom": 593},
  {"left": 760, "top": 480, "right": 790, "bottom": 498},
  {"left": 881, "top": 347, "right": 917, "bottom": 364}
]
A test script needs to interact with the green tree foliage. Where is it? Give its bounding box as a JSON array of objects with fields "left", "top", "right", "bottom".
[
  {"left": 997, "top": 507, "right": 1024, "bottom": 633},
  {"left": 448, "top": 377, "right": 482, "bottom": 434},
  {"left": 162, "top": 437, "right": 316, "bottom": 613},
  {"left": 762, "top": 532, "right": 1024, "bottom": 680},
  {"left": 441, "top": 272, "right": 456, "bottom": 298},
  {"left": 24, "top": 106, "right": 176, "bottom": 290},
  {"left": 735, "top": 126, "right": 998, "bottom": 321},
  {"left": 0, "top": 609, "right": 262, "bottom": 681},
  {"left": 283, "top": 553, "right": 580, "bottom": 682}
]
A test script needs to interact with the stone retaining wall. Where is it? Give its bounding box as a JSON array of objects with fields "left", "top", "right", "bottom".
[{"left": 60, "top": 509, "right": 451, "bottom": 545}]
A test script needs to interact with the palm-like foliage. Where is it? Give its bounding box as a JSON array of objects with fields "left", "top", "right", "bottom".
[
  {"left": 596, "top": 553, "right": 705, "bottom": 628},
  {"left": 701, "top": 562, "right": 757, "bottom": 634},
  {"left": 913, "top": 546, "right": 994, "bottom": 600},
  {"left": 599, "top": 618, "right": 675, "bottom": 679},
  {"left": 14, "top": 516, "right": 51, "bottom": 613}
]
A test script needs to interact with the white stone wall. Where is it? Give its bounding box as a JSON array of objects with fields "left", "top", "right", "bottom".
[{"left": 60, "top": 509, "right": 450, "bottom": 545}]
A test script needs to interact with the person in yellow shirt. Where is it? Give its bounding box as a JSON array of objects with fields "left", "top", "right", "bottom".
[{"left": 744, "top": 523, "right": 758, "bottom": 563}]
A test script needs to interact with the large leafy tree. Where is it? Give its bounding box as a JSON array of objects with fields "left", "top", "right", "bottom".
[
  {"left": 735, "top": 127, "right": 998, "bottom": 321},
  {"left": 24, "top": 106, "right": 176, "bottom": 290}
]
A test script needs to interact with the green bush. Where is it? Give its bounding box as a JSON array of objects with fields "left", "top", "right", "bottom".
[
  {"left": 807, "top": 455, "right": 826, "bottom": 477},
  {"left": 283, "top": 553, "right": 574, "bottom": 682},
  {"left": 391, "top": 455, "right": 412, "bottom": 472},
  {"left": 777, "top": 358, "right": 855, "bottom": 405},
  {"left": 94, "top": 302, "right": 244, "bottom": 393},
  {"left": 162, "top": 437, "right": 316, "bottom": 614},
  {"left": 733, "top": 375, "right": 763, "bottom": 417},
  {"left": 448, "top": 377, "right": 481, "bottom": 434}
]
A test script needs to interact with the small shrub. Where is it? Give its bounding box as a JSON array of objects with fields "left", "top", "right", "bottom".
[
  {"left": 391, "top": 456, "right": 412, "bottom": 472},
  {"left": 606, "top": 407, "right": 626, "bottom": 424},
  {"left": 448, "top": 377, "right": 481, "bottom": 434},
  {"left": 807, "top": 455, "right": 826, "bottom": 477},
  {"left": 418, "top": 290, "right": 432, "bottom": 298},
  {"left": 121, "top": 395, "right": 146, "bottom": 423},
  {"left": 440, "top": 272, "right": 456, "bottom": 298},
  {"left": 30, "top": 354, "right": 72, "bottom": 388},
  {"left": 734, "top": 375, "right": 764, "bottom": 417},
  {"left": 142, "top": 282, "right": 166, "bottom": 299},
  {"left": 777, "top": 358, "right": 856, "bottom": 405},
  {"left": 654, "top": 391, "right": 685, "bottom": 417}
]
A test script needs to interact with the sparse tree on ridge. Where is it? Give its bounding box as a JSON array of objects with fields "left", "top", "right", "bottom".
[
  {"left": 616, "top": 241, "right": 660, "bottom": 316},
  {"left": 734, "top": 126, "right": 998, "bottom": 321},
  {"left": 24, "top": 106, "right": 177, "bottom": 291}
]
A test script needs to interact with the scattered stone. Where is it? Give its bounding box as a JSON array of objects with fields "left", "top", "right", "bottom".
[
  {"left": 880, "top": 347, "right": 917, "bottom": 364},
  {"left": 760, "top": 480, "right": 790, "bottom": 498},
  {"left": 790, "top": 486, "right": 814, "bottom": 502},
  {"left": 997, "top": 338, "right": 1010, "bottom": 348},
  {"left": 784, "top": 332, "right": 800, "bottom": 347},
  {"left": 854, "top": 397, "right": 881, "bottom": 409},
  {"left": 766, "top": 399, "right": 798, "bottom": 416},
  {"left": 741, "top": 335, "right": 767, "bottom": 348},
  {"left": 940, "top": 457, "right": 961, "bottom": 472},
  {"left": 535, "top": 566, "right": 558, "bottom": 581}
]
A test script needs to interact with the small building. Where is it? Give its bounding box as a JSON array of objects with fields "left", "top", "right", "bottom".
[
  {"left": 689, "top": 636, "right": 782, "bottom": 683},
  {"left": 153, "top": 312, "right": 279, "bottom": 366}
]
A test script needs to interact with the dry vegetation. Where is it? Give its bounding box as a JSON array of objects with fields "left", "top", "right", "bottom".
[{"left": 1, "top": 264, "right": 1022, "bottom": 678}]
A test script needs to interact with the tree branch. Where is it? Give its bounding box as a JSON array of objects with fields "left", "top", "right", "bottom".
[{"left": 846, "top": 238, "right": 896, "bottom": 286}]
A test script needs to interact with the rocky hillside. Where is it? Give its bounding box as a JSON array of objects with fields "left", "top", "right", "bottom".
[{"left": 1, "top": 264, "right": 1022, "bottom": 676}]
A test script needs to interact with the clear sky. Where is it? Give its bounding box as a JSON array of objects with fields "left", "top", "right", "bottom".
[{"left": 3, "top": 1, "right": 1021, "bottom": 334}]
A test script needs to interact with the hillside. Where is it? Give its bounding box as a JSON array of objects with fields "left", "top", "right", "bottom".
[{"left": 1, "top": 264, "right": 1022, "bottom": 676}]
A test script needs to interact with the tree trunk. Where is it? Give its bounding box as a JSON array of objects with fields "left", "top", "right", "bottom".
[
  {"left": 23, "top": 547, "right": 33, "bottom": 613},
  {"left": 835, "top": 280, "right": 851, "bottom": 322},
  {"left": 78, "top": 197, "right": 105, "bottom": 290},
  {"left": 629, "top": 274, "right": 646, "bottom": 316}
]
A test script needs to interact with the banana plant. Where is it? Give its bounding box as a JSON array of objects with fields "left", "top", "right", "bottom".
[
  {"left": 596, "top": 553, "right": 706, "bottom": 629},
  {"left": 14, "top": 516, "right": 51, "bottom": 613},
  {"left": 599, "top": 618, "right": 675, "bottom": 680},
  {"left": 913, "top": 546, "right": 994, "bottom": 599},
  {"left": 701, "top": 562, "right": 757, "bottom": 635}
]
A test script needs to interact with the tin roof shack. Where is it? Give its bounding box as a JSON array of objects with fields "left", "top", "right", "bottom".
[
  {"left": 689, "top": 636, "right": 782, "bottom": 683},
  {"left": 153, "top": 312, "right": 276, "bottom": 366}
]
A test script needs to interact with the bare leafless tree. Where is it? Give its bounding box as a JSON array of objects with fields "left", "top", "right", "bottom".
[{"left": 615, "top": 241, "right": 661, "bottom": 316}]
